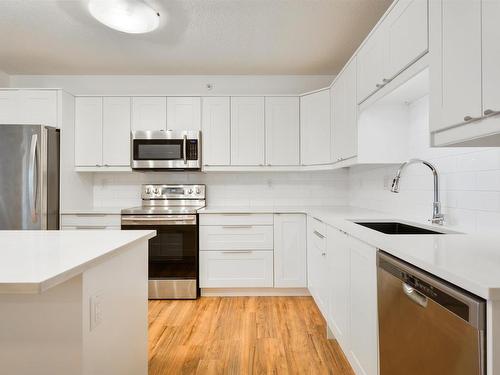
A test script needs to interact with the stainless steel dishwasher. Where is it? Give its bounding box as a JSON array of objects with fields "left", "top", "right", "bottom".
[{"left": 377, "top": 251, "right": 486, "bottom": 375}]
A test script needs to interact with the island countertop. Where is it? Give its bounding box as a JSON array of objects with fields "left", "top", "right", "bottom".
[{"left": 0, "top": 230, "right": 155, "bottom": 294}]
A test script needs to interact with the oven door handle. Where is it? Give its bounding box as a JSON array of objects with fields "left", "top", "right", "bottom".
[
  {"left": 183, "top": 135, "right": 187, "bottom": 165},
  {"left": 121, "top": 215, "right": 197, "bottom": 225}
]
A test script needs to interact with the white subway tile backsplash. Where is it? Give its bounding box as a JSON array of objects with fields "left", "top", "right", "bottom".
[{"left": 348, "top": 96, "right": 500, "bottom": 234}]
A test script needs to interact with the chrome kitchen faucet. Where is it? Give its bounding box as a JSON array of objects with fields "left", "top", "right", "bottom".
[{"left": 391, "top": 159, "right": 445, "bottom": 225}]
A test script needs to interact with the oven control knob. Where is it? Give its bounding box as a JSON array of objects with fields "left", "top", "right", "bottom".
[
  {"left": 154, "top": 188, "right": 160, "bottom": 195},
  {"left": 188, "top": 189, "right": 193, "bottom": 194},
  {"left": 145, "top": 187, "right": 151, "bottom": 194},
  {"left": 195, "top": 188, "right": 201, "bottom": 194}
]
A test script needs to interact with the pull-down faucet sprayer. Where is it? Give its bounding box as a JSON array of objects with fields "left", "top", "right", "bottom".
[{"left": 391, "top": 159, "right": 444, "bottom": 225}]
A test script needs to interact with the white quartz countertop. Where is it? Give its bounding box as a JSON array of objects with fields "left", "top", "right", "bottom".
[
  {"left": 200, "top": 205, "right": 500, "bottom": 300},
  {"left": 0, "top": 230, "right": 155, "bottom": 294}
]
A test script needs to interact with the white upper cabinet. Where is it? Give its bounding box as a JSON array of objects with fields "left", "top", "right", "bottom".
[
  {"left": 357, "top": 0, "right": 428, "bottom": 103},
  {"left": 230, "top": 97, "right": 265, "bottom": 166},
  {"left": 201, "top": 97, "right": 231, "bottom": 166},
  {"left": 75, "top": 97, "right": 103, "bottom": 167},
  {"left": 430, "top": 0, "right": 500, "bottom": 146},
  {"left": 331, "top": 57, "right": 358, "bottom": 163},
  {"left": 357, "top": 29, "right": 386, "bottom": 103},
  {"left": 0, "top": 90, "right": 58, "bottom": 128},
  {"left": 102, "top": 97, "right": 131, "bottom": 166},
  {"left": 300, "top": 89, "right": 331, "bottom": 166},
  {"left": 166, "top": 97, "right": 201, "bottom": 131},
  {"left": 481, "top": 0, "right": 500, "bottom": 119},
  {"left": 384, "top": 0, "right": 428, "bottom": 80},
  {"left": 131, "top": 97, "right": 166, "bottom": 131},
  {"left": 273, "top": 214, "right": 307, "bottom": 288},
  {"left": 265, "top": 97, "right": 300, "bottom": 166}
]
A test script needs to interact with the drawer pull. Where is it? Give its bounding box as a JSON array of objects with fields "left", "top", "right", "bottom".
[
  {"left": 313, "top": 230, "right": 325, "bottom": 239},
  {"left": 74, "top": 213, "right": 107, "bottom": 217},
  {"left": 221, "top": 250, "right": 253, "bottom": 254},
  {"left": 74, "top": 226, "right": 107, "bottom": 229},
  {"left": 221, "top": 225, "right": 253, "bottom": 229}
]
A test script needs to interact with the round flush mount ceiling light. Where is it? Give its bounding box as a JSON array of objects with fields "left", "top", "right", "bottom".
[{"left": 88, "top": 0, "right": 160, "bottom": 34}]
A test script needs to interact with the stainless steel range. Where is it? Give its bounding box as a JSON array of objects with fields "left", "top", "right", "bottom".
[{"left": 121, "top": 184, "right": 206, "bottom": 299}]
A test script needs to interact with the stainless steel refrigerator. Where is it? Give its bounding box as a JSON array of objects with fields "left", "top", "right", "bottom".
[{"left": 0, "top": 125, "right": 60, "bottom": 230}]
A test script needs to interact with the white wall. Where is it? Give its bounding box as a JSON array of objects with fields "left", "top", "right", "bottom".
[
  {"left": 9, "top": 75, "right": 334, "bottom": 96},
  {"left": 93, "top": 170, "right": 349, "bottom": 208},
  {"left": 349, "top": 96, "right": 500, "bottom": 234},
  {"left": 0, "top": 70, "right": 9, "bottom": 87}
]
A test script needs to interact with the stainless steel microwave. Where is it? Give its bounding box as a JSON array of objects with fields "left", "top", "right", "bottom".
[{"left": 131, "top": 130, "right": 201, "bottom": 170}]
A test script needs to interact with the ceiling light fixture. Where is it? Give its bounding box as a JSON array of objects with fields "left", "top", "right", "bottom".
[{"left": 88, "top": 0, "right": 160, "bottom": 34}]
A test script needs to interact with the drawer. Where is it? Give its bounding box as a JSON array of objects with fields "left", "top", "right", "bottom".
[
  {"left": 199, "top": 250, "right": 274, "bottom": 288},
  {"left": 199, "top": 225, "right": 273, "bottom": 250},
  {"left": 309, "top": 216, "right": 327, "bottom": 251},
  {"left": 61, "top": 226, "right": 120, "bottom": 230},
  {"left": 61, "top": 214, "right": 121, "bottom": 227},
  {"left": 199, "top": 213, "right": 273, "bottom": 226}
]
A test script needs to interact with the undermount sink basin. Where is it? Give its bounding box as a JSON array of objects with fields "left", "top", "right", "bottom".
[{"left": 354, "top": 221, "right": 446, "bottom": 235}]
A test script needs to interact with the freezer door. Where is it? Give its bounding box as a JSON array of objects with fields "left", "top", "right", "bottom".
[{"left": 0, "top": 125, "right": 44, "bottom": 229}]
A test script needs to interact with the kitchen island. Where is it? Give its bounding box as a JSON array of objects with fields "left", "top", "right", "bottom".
[{"left": 0, "top": 230, "right": 155, "bottom": 375}]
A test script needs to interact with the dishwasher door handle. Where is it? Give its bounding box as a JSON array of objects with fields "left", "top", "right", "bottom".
[{"left": 402, "top": 283, "right": 428, "bottom": 308}]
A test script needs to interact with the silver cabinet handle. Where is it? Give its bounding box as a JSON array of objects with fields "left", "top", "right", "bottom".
[
  {"left": 402, "top": 283, "right": 428, "bottom": 308},
  {"left": 382, "top": 78, "right": 391, "bottom": 83},
  {"left": 463, "top": 115, "right": 482, "bottom": 122},
  {"left": 376, "top": 83, "right": 384, "bottom": 88},
  {"left": 221, "top": 250, "right": 253, "bottom": 254},
  {"left": 313, "top": 230, "right": 325, "bottom": 239},
  {"left": 183, "top": 134, "right": 187, "bottom": 165},
  {"left": 484, "top": 109, "right": 500, "bottom": 117},
  {"left": 28, "top": 134, "right": 38, "bottom": 223},
  {"left": 74, "top": 225, "right": 108, "bottom": 230},
  {"left": 221, "top": 225, "right": 253, "bottom": 229}
]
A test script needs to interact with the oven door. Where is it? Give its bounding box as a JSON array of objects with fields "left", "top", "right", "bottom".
[
  {"left": 131, "top": 130, "right": 200, "bottom": 170},
  {"left": 121, "top": 214, "right": 199, "bottom": 299}
]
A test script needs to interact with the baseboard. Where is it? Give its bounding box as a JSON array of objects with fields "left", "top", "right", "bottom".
[{"left": 200, "top": 287, "right": 311, "bottom": 297}]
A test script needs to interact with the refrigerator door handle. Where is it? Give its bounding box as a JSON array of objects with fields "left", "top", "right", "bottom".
[{"left": 28, "top": 134, "right": 38, "bottom": 223}]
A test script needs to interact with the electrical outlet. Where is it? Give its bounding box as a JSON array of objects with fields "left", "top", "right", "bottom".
[{"left": 90, "top": 293, "right": 103, "bottom": 331}]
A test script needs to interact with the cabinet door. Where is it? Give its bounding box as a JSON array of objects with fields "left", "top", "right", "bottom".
[
  {"left": 166, "top": 97, "right": 201, "bottom": 131},
  {"left": 199, "top": 250, "right": 274, "bottom": 288},
  {"left": 326, "top": 226, "right": 350, "bottom": 349},
  {"left": 201, "top": 97, "right": 230, "bottom": 166},
  {"left": 273, "top": 214, "right": 306, "bottom": 288},
  {"left": 349, "top": 237, "right": 378, "bottom": 375},
  {"left": 300, "top": 90, "right": 331, "bottom": 165},
  {"left": 0, "top": 90, "right": 58, "bottom": 128},
  {"left": 385, "top": 0, "right": 428, "bottom": 80},
  {"left": 19, "top": 90, "right": 58, "bottom": 128},
  {"left": 75, "top": 97, "right": 103, "bottom": 167},
  {"left": 131, "top": 97, "right": 166, "bottom": 131},
  {"left": 331, "top": 58, "right": 358, "bottom": 162},
  {"left": 357, "top": 28, "right": 386, "bottom": 103},
  {"left": 102, "top": 97, "right": 131, "bottom": 166},
  {"left": 482, "top": 0, "right": 500, "bottom": 116},
  {"left": 265, "top": 97, "right": 300, "bottom": 166},
  {"left": 307, "top": 216, "right": 328, "bottom": 316},
  {"left": 0, "top": 91, "right": 19, "bottom": 124},
  {"left": 431, "top": 0, "right": 482, "bottom": 132},
  {"left": 230, "top": 97, "right": 265, "bottom": 165}
]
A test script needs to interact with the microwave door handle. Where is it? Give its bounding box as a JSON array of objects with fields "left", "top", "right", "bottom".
[{"left": 183, "top": 135, "right": 187, "bottom": 165}]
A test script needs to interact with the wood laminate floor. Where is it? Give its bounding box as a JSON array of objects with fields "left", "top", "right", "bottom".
[{"left": 148, "top": 297, "right": 354, "bottom": 375}]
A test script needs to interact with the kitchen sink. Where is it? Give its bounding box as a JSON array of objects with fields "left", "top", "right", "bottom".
[{"left": 354, "top": 221, "right": 446, "bottom": 235}]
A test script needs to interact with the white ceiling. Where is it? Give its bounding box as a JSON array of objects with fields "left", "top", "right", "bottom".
[{"left": 0, "top": 0, "right": 392, "bottom": 75}]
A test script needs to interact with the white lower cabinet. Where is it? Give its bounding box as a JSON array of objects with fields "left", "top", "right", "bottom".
[
  {"left": 309, "top": 222, "right": 379, "bottom": 375},
  {"left": 326, "top": 226, "right": 350, "bottom": 349},
  {"left": 307, "top": 216, "right": 329, "bottom": 316},
  {"left": 348, "top": 237, "right": 378, "bottom": 375},
  {"left": 199, "top": 250, "right": 274, "bottom": 288},
  {"left": 273, "top": 214, "right": 307, "bottom": 288}
]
